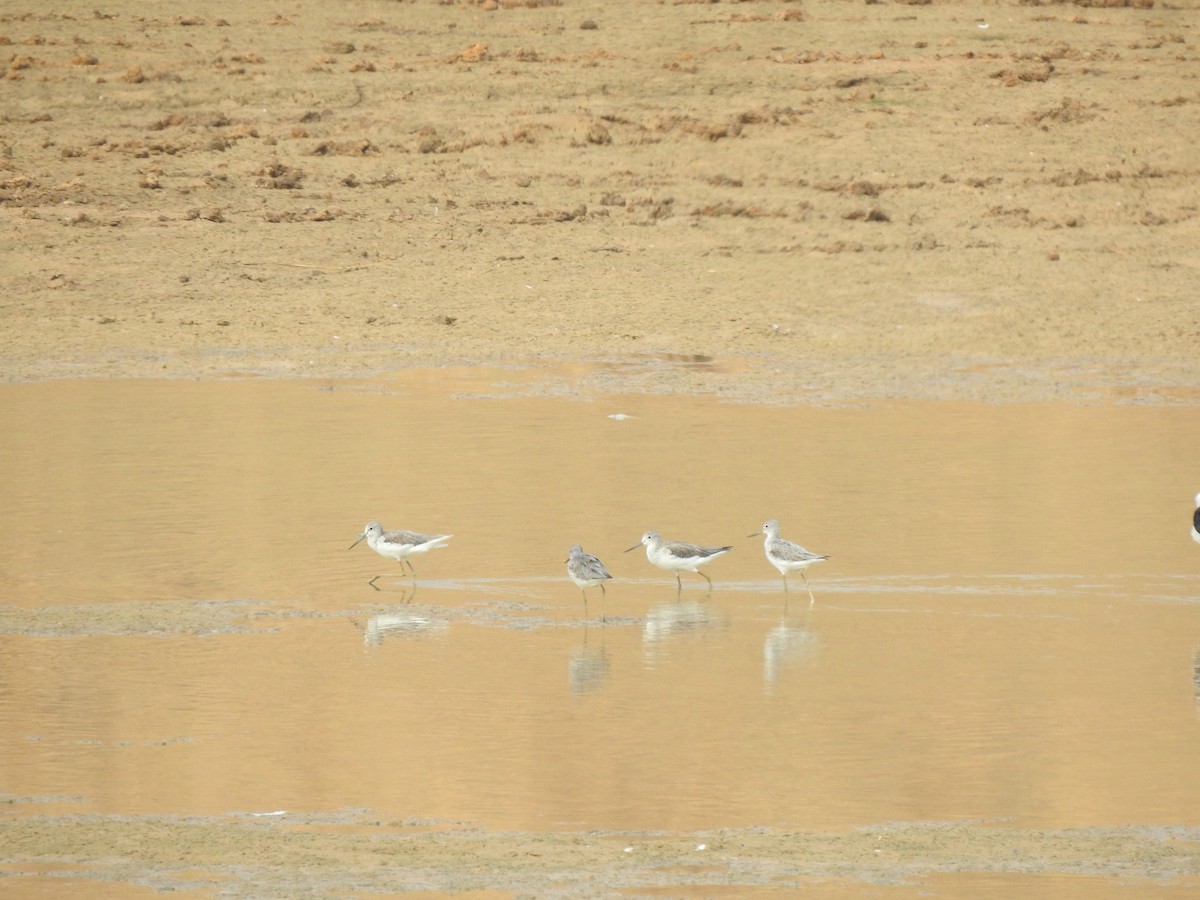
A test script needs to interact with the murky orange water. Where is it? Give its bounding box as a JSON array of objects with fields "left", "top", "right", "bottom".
[{"left": 2, "top": 372, "right": 1199, "bottom": 838}]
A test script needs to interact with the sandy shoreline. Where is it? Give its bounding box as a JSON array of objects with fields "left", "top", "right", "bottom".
[
  {"left": 3, "top": 810, "right": 1199, "bottom": 897},
  {"left": 4, "top": 347, "right": 1200, "bottom": 406}
]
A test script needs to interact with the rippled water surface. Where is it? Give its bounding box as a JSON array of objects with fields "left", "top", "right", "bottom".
[{"left": 2, "top": 372, "right": 1199, "bottom": 838}]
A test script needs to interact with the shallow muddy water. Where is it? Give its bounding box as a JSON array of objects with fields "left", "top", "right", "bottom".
[{"left": 1, "top": 371, "right": 1199, "bottom": 893}]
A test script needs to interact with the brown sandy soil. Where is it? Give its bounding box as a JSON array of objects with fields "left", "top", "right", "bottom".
[
  {"left": 1, "top": 0, "right": 1198, "bottom": 402},
  {"left": 3, "top": 0, "right": 1200, "bottom": 893}
]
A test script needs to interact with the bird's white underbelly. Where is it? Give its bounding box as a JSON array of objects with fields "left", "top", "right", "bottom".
[{"left": 648, "top": 546, "right": 700, "bottom": 572}]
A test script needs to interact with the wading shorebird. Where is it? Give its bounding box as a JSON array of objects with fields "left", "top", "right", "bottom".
[
  {"left": 625, "top": 530, "right": 732, "bottom": 590},
  {"left": 566, "top": 544, "right": 613, "bottom": 603},
  {"left": 749, "top": 519, "right": 828, "bottom": 602},
  {"left": 350, "top": 521, "right": 452, "bottom": 586}
]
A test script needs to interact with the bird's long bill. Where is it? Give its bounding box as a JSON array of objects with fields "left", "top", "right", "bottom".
[
  {"left": 746, "top": 531, "right": 761, "bottom": 538},
  {"left": 348, "top": 533, "right": 366, "bottom": 550},
  {"left": 623, "top": 541, "right": 641, "bottom": 553}
]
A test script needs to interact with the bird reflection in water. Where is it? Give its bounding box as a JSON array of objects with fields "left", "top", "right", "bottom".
[
  {"left": 360, "top": 610, "right": 449, "bottom": 647},
  {"left": 642, "top": 599, "right": 727, "bottom": 662},
  {"left": 763, "top": 596, "right": 818, "bottom": 689},
  {"left": 568, "top": 622, "right": 610, "bottom": 694},
  {"left": 1193, "top": 650, "right": 1200, "bottom": 710}
]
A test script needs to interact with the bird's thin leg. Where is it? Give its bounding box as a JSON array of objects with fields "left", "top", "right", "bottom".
[
  {"left": 676, "top": 573, "right": 683, "bottom": 590},
  {"left": 801, "top": 572, "right": 815, "bottom": 606},
  {"left": 368, "top": 574, "right": 382, "bottom": 589},
  {"left": 782, "top": 573, "right": 790, "bottom": 593},
  {"left": 700, "top": 571, "right": 713, "bottom": 589},
  {"left": 599, "top": 582, "right": 606, "bottom": 596}
]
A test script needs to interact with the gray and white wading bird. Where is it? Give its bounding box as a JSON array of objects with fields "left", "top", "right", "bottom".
[
  {"left": 750, "top": 519, "right": 828, "bottom": 601},
  {"left": 1192, "top": 492, "right": 1200, "bottom": 545},
  {"left": 349, "top": 521, "right": 452, "bottom": 586},
  {"left": 566, "top": 544, "right": 613, "bottom": 601},
  {"left": 625, "top": 530, "right": 732, "bottom": 590}
]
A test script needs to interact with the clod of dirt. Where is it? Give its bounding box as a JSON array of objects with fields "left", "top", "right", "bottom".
[
  {"left": 1025, "top": 97, "right": 1097, "bottom": 126},
  {"left": 843, "top": 208, "right": 891, "bottom": 222},
  {"left": 991, "top": 63, "right": 1054, "bottom": 86},
  {"left": 310, "top": 140, "right": 377, "bottom": 157},
  {"left": 585, "top": 123, "right": 611, "bottom": 145},
  {"left": 256, "top": 162, "right": 304, "bottom": 189},
  {"left": 1072, "top": 0, "right": 1153, "bottom": 6},
  {"left": 454, "top": 43, "right": 490, "bottom": 63}
]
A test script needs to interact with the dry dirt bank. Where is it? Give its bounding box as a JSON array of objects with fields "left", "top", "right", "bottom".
[{"left": 0, "top": 0, "right": 1197, "bottom": 401}]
